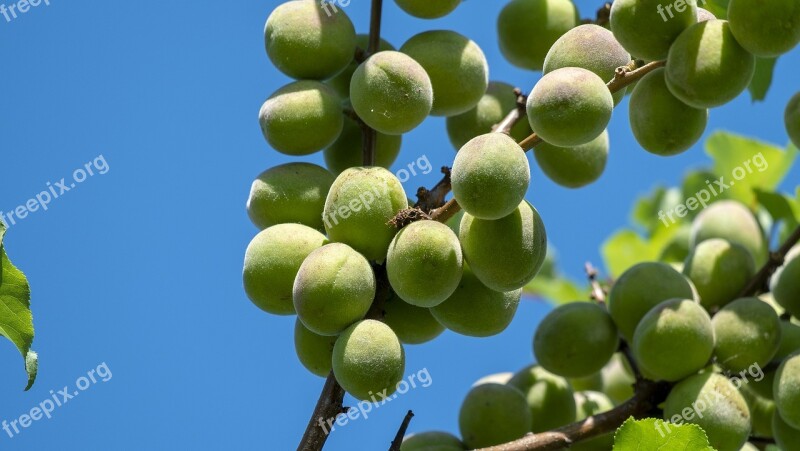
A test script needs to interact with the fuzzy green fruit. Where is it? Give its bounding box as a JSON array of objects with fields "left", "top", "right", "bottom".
[
  {"left": 712, "top": 297, "right": 781, "bottom": 372},
  {"left": 395, "top": 0, "right": 460, "bottom": 19},
  {"left": 459, "top": 383, "right": 531, "bottom": 448},
  {"left": 696, "top": 7, "right": 716, "bottom": 22},
  {"left": 533, "top": 130, "right": 608, "bottom": 188},
  {"left": 773, "top": 410, "right": 800, "bottom": 450},
  {"left": 786, "top": 92, "right": 800, "bottom": 149},
  {"left": 774, "top": 352, "right": 800, "bottom": 429},
  {"left": 294, "top": 318, "right": 338, "bottom": 377},
  {"left": 569, "top": 372, "right": 604, "bottom": 392},
  {"left": 776, "top": 321, "right": 800, "bottom": 362},
  {"left": 601, "top": 354, "right": 636, "bottom": 404},
  {"left": 497, "top": 0, "right": 580, "bottom": 71},
  {"left": 323, "top": 117, "right": 402, "bottom": 175},
  {"left": 327, "top": 35, "right": 395, "bottom": 99},
  {"left": 728, "top": 0, "right": 800, "bottom": 57},
  {"left": 690, "top": 200, "right": 768, "bottom": 266},
  {"left": 610, "top": 0, "right": 697, "bottom": 61},
  {"left": 740, "top": 386, "right": 776, "bottom": 439},
  {"left": 572, "top": 391, "right": 614, "bottom": 450},
  {"left": 683, "top": 238, "right": 755, "bottom": 309},
  {"left": 473, "top": 373, "right": 514, "bottom": 387},
  {"left": 507, "top": 365, "right": 577, "bottom": 432},
  {"left": 401, "top": 431, "right": 465, "bottom": 451},
  {"left": 774, "top": 256, "right": 800, "bottom": 318},
  {"left": 383, "top": 295, "right": 445, "bottom": 345}
]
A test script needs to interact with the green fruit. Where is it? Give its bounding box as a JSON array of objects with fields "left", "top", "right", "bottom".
[
  {"left": 774, "top": 256, "right": 800, "bottom": 318},
  {"left": 401, "top": 431, "right": 465, "bottom": 451},
  {"left": 451, "top": 133, "right": 530, "bottom": 220},
  {"left": 690, "top": 200, "right": 768, "bottom": 267},
  {"left": 400, "top": 31, "right": 488, "bottom": 116},
  {"left": 332, "top": 320, "right": 405, "bottom": 401},
  {"left": 629, "top": 68, "right": 708, "bottom": 156},
  {"left": 663, "top": 372, "right": 751, "bottom": 451},
  {"left": 247, "top": 163, "right": 335, "bottom": 231},
  {"left": 659, "top": 224, "right": 692, "bottom": 263},
  {"left": 740, "top": 386, "right": 776, "bottom": 439},
  {"left": 259, "top": 81, "right": 343, "bottom": 155},
  {"left": 459, "top": 383, "right": 532, "bottom": 448},
  {"left": 350, "top": 51, "right": 433, "bottom": 135},
  {"left": 324, "top": 116, "right": 402, "bottom": 175},
  {"left": 601, "top": 354, "right": 636, "bottom": 404},
  {"left": 431, "top": 265, "right": 521, "bottom": 337},
  {"left": 459, "top": 201, "right": 548, "bottom": 291},
  {"left": 728, "top": 0, "right": 800, "bottom": 57},
  {"left": 446, "top": 81, "right": 532, "bottom": 150},
  {"left": 572, "top": 391, "right": 614, "bottom": 450},
  {"left": 395, "top": 0, "right": 460, "bottom": 19},
  {"left": 497, "top": 0, "right": 580, "bottom": 71},
  {"left": 473, "top": 372, "right": 514, "bottom": 386},
  {"left": 607, "top": 261, "right": 696, "bottom": 340},
  {"left": 610, "top": 0, "right": 697, "bottom": 61},
  {"left": 264, "top": 0, "right": 356, "bottom": 80},
  {"left": 696, "top": 7, "right": 716, "bottom": 22},
  {"left": 243, "top": 224, "right": 328, "bottom": 315},
  {"left": 786, "top": 92, "right": 800, "bottom": 148},
  {"left": 383, "top": 295, "right": 445, "bottom": 345},
  {"left": 507, "top": 365, "right": 577, "bottom": 432},
  {"left": 774, "top": 352, "right": 800, "bottom": 429},
  {"left": 681, "top": 171, "right": 730, "bottom": 218},
  {"left": 569, "top": 372, "right": 604, "bottom": 392},
  {"left": 712, "top": 297, "right": 781, "bottom": 372},
  {"left": 534, "top": 302, "right": 619, "bottom": 378},
  {"left": 773, "top": 410, "right": 800, "bottom": 450},
  {"left": 323, "top": 167, "right": 408, "bottom": 261},
  {"left": 293, "top": 243, "right": 375, "bottom": 335},
  {"left": 633, "top": 298, "right": 714, "bottom": 381},
  {"left": 533, "top": 130, "right": 608, "bottom": 188},
  {"left": 294, "top": 318, "right": 338, "bottom": 377},
  {"left": 543, "top": 24, "right": 631, "bottom": 105},
  {"left": 683, "top": 238, "right": 756, "bottom": 309},
  {"left": 776, "top": 321, "right": 800, "bottom": 362},
  {"left": 387, "top": 220, "right": 463, "bottom": 307},
  {"left": 527, "top": 67, "right": 613, "bottom": 147},
  {"left": 666, "top": 20, "right": 756, "bottom": 108},
  {"left": 327, "top": 35, "right": 395, "bottom": 99}
]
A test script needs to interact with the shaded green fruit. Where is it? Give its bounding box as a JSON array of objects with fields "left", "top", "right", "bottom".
[
  {"left": 610, "top": 0, "right": 697, "bottom": 61},
  {"left": 401, "top": 431, "right": 465, "bottom": 451},
  {"left": 350, "top": 51, "right": 433, "bottom": 135},
  {"left": 572, "top": 391, "right": 614, "bottom": 450},
  {"left": 387, "top": 220, "right": 463, "bottom": 307},
  {"left": 527, "top": 67, "right": 613, "bottom": 147},
  {"left": 293, "top": 243, "right": 375, "bottom": 335},
  {"left": 243, "top": 224, "right": 328, "bottom": 315},
  {"left": 543, "top": 24, "right": 631, "bottom": 105},
  {"left": 666, "top": 20, "right": 756, "bottom": 108},
  {"left": 740, "top": 386, "right": 776, "bottom": 439},
  {"left": 728, "top": 0, "right": 800, "bottom": 57},
  {"left": 323, "top": 116, "right": 402, "bottom": 175},
  {"left": 659, "top": 224, "right": 692, "bottom": 263},
  {"left": 497, "top": 0, "right": 580, "bottom": 71},
  {"left": 507, "top": 365, "right": 577, "bottom": 432},
  {"left": 774, "top": 352, "right": 800, "bottom": 429},
  {"left": 712, "top": 297, "right": 781, "bottom": 372},
  {"left": 776, "top": 321, "right": 800, "bottom": 362},
  {"left": 332, "top": 320, "right": 405, "bottom": 401},
  {"left": 696, "top": 7, "right": 716, "bottom": 22},
  {"left": 459, "top": 201, "right": 547, "bottom": 292},
  {"left": 264, "top": 0, "right": 356, "bottom": 80},
  {"left": 690, "top": 200, "right": 768, "bottom": 266},
  {"left": 383, "top": 295, "right": 445, "bottom": 345},
  {"left": 773, "top": 410, "right": 800, "bottom": 450},
  {"left": 569, "top": 372, "right": 604, "bottom": 392},
  {"left": 534, "top": 303, "right": 619, "bottom": 378},
  {"left": 446, "top": 81, "right": 532, "bottom": 150},
  {"left": 629, "top": 68, "right": 708, "bottom": 156},
  {"left": 633, "top": 298, "right": 714, "bottom": 381},
  {"left": 683, "top": 238, "right": 755, "bottom": 309},
  {"left": 663, "top": 372, "right": 751, "bottom": 451},
  {"left": 786, "top": 92, "right": 800, "bottom": 148},
  {"left": 451, "top": 133, "right": 530, "bottom": 220},
  {"left": 323, "top": 167, "right": 408, "bottom": 261},
  {"left": 259, "top": 81, "right": 343, "bottom": 155},
  {"left": 294, "top": 318, "right": 338, "bottom": 377},
  {"left": 431, "top": 265, "right": 521, "bottom": 337},
  {"left": 774, "top": 256, "right": 800, "bottom": 318},
  {"left": 607, "top": 261, "right": 695, "bottom": 340},
  {"left": 395, "top": 0, "right": 460, "bottom": 19},
  {"left": 327, "top": 35, "right": 395, "bottom": 99},
  {"left": 533, "top": 130, "right": 608, "bottom": 188},
  {"left": 459, "top": 383, "right": 532, "bottom": 448},
  {"left": 247, "top": 163, "right": 335, "bottom": 231},
  {"left": 446, "top": 209, "right": 466, "bottom": 236},
  {"left": 601, "top": 354, "right": 636, "bottom": 404},
  {"left": 400, "top": 31, "right": 488, "bottom": 116}
]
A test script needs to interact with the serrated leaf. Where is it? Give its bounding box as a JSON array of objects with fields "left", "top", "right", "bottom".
[
  {"left": 612, "top": 417, "right": 714, "bottom": 450},
  {"left": 749, "top": 57, "right": 778, "bottom": 102},
  {"left": 523, "top": 276, "right": 588, "bottom": 305}
]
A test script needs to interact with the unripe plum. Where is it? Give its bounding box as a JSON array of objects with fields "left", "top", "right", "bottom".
[
  {"left": 507, "top": 365, "right": 577, "bottom": 432},
  {"left": 294, "top": 318, "right": 338, "bottom": 377},
  {"left": 773, "top": 256, "right": 800, "bottom": 318},
  {"left": 786, "top": 92, "right": 800, "bottom": 149},
  {"left": 690, "top": 200, "right": 768, "bottom": 266},
  {"left": 395, "top": 0, "right": 461, "bottom": 19},
  {"left": 382, "top": 295, "right": 445, "bottom": 345},
  {"left": 728, "top": 0, "right": 800, "bottom": 57},
  {"left": 327, "top": 35, "right": 394, "bottom": 99},
  {"left": 323, "top": 116, "right": 401, "bottom": 175},
  {"left": 533, "top": 130, "right": 608, "bottom": 188},
  {"left": 400, "top": 431, "right": 465, "bottom": 451},
  {"left": 774, "top": 352, "right": 800, "bottom": 429},
  {"left": 459, "top": 383, "right": 531, "bottom": 448},
  {"left": 712, "top": 297, "right": 781, "bottom": 372},
  {"left": 610, "top": 0, "right": 697, "bottom": 61},
  {"left": 497, "top": 0, "right": 579, "bottom": 71},
  {"left": 683, "top": 238, "right": 755, "bottom": 309}
]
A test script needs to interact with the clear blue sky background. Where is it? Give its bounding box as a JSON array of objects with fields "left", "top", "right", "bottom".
[{"left": 0, "top": 1, "right": 798, "bottom": 449}]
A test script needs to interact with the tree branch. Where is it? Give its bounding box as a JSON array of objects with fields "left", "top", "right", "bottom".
[
  {"left": 585, "top": 262, "right": 606, "bottom": 304},
  {"left": 388, "top": 410, "right": 415, "bottom": 451},
  {"left": 298, "top": 372, "right": 347, "bottom": 451},
  {"left": 739, "top": 224, "right": 800, "bottom": 297},
  {"left": 492, "top": 88, "right": 527, "bottom": 135}
]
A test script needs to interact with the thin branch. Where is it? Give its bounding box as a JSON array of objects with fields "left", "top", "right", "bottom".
[
  {"left": 429, "top": 198, "right": 461, "bottom": 224},
  {"left": 618, "top": 340, "right": 642, "bottom": 381},
  {"left": 740, "top": 224, "right": 800, "bottom": 297},
  {"left": 361, "top": 0, "right": 384, "bottom": 166},
  {"left": 492, "top": 88, "right": 527, "bottom": 135},
  {"left": 414, "top": 167, "right": 452, "bottom": 213},
  {"left": 585, "top": 262, "right": 606, "bottom": 304},
  {"left": 388, "top": 410, "right": 415, "bottom": 451},
  {"left": 298, "top": 372, "right": 347, "bottom": 451}
]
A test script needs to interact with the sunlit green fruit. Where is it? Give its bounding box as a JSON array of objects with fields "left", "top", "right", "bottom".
[
  {"left": 259, "top": 81, "right": 343, "bottom": 155},
  {"left": 629, "top": 68, "right": 708, "bottom": 156},
  {"left": 607, "top": 261, "right": 696, "bottom": 340},
  {"left": 247, "top": 163, "right": 335, "bottom": 231},
  {"left": 327, "top": 35, "right": 395, "bottom": 99},
  {"left": 712, "top": 298, "right": 781, "bottom": 372},
  {"left": 527, "top": 67, "right": 613, "bottom": 147},
  {"left": 507, "top": 365, "right": 577, "bottom": 432},
  {"left": 786, "top": 92, "right": 800, "bottom": 148},
  {"left": 387, "top": 220, "right": 463, "bottom": 307},
  {"left": 382, "top": 295, "right": 445, "bottom": 345},
  {"left": 401, "top": 431, "right": 465, "bottom": 451},
  {"left": 451, "top": 134, "right": 530, "bottom": 220},
  {"left": 659, "top": 224, "right": 692, "bottom": 263},
  {"left": 497, "top": 0, "right": 580, "bottom": 71},
  {"left": 666, "top": 20, "right": 756, "bottom": 108},
  {"left": 431, "top": 265, "right": 521, "bottom": 337},
  {"left": 395, "top": 0, "right": 460, "bottom": 19},
  {"left": 663, "top": 372, "right": 751, "bottom": 451},
  {"left": 740, "top": 386, "right": 776, "bottom": 439},
  {"left": 681, "top": 170, "right": 730, "bottom": 218},
  {"left": 683, "top": 238, "right": 755, "bottom": 309},
  {"left": 243, "top": 224, "right": 328, "bottom": 315},
  {"left": 570, "top": 372, "right": 604, "bottom": 392},
  {"left": 293, "top": 243, "right": 375, "bottom": 335},
  {"left": 446, "top": 81, "right": 532, "bottom": 150},
  {"left": 294, "top": 318, "right": 338, "bottom": 377},
  {"left": 610, "top": 0, "right": 697, "bottom": 61},
  {"left": 400, "top": 31, "right": 488, "bottom": 116},
  {"left": 728, "top": 0, "right": 800, "bottom": 57},
  {"left": 773, "top": 410, "right": 800, "bottom": 450},
  {"left": 323, "top": 167, "right": 408, "bottom": 261},
  {"left": 633, "top": 298, "right": 714, "bottom": 381},
  {"left": 774, "top": 352, "right": 800, "bottom": 429},
  {"left": 572, "top": 391, "right": 615, "bottom": 450},
  {"left": 350, "top": 51, "right": 433, "bottom": 135},
  {"left": 696, "top": 7, "right": 716, "bottom": 22},
  {"left": 534, "top": 302, "right": 619, "bottom": 378},
  {"left": 601, "top": 353, "right": 636, "bottom": 404},
  {"left": 264, "top": 0, "right": 356, "bottom": 80},
  {"left": 543, "top": 24, "right": 631, "bottom": 105},
  {"left": 690, "top": 200, "right": 768, "bottom": 267},
  {"left": 459, "top": 383, "right": 531, "bottom": 448},
  {"left": 332, "top": 320, "right": 405, "bottom": 401},
  {"left": 774, "top": 256, "right": 800, "bottom": 318},
  {"left": 533, "top": 130, "right": 608, "bottom": 188},
  {"left": 323, "top": 117, "right": 402, "bottom": 175},
  {"left": 459, "top": 201, "right": 548, "bottom": 292},
  {"left": 473, "top": 372, "right": 514, "bottom": 387}
]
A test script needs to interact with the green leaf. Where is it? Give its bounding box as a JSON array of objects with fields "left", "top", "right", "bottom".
[
  {"left": 755, "top": 189, "right": 800, "bottom": 226},
  {"left": 612, "top": 417, "right": 714, "bottom": 450},
  {"left": 524, "top": 276, "right": 588, "bottom": 305},
  {"left": 749, "top": 57, "right": 778, "bottom": 102},
  {"left": 601, "top": 225, "right": 681, "bottom": 278}
]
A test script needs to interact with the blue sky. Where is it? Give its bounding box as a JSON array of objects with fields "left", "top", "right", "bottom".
[{"left": 0, "top": 0, "right": 798, "bottom": 449}]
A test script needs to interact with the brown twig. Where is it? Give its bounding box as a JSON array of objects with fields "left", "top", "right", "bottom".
[
  {"left": 298, "top": 373, "right": 347, "bottom": 451},
  {"left": 414, "top": 167, "right": 452, "bottom": 213},
  {"left": 388, "top": 410, "right": 415, "bottom": 451},
  {"left": 492, "top": 88, "right": 527, "bottom": 134},
  {"left": 740, "top": 224, "right": 800, "bottom": 297},
  {"left": 360, "top": 0, "right": 384, "bottom": 166},
  {"left": 585, "top": 262, "right": 606, "bottom": 304}
]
